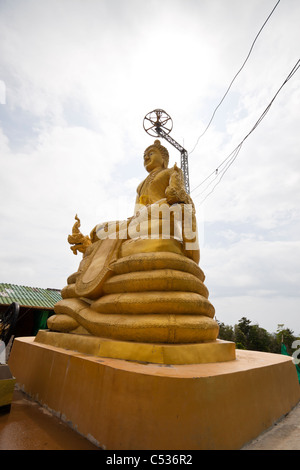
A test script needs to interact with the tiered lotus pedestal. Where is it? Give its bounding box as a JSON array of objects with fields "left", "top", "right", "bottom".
[{"left": 8, "top": 331, "right": 300, "bottom": 450}]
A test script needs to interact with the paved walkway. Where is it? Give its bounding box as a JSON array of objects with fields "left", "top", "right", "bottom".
[
  {"left": 1, "top": 388, "right": 299, "bottom": 450},
  {"left": 242, "top": 400, "right": 300, "bottom": 450}
]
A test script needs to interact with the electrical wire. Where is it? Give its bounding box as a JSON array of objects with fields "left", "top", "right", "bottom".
[
  {"left": 191, "top": 59, "right": 300, "bottom": 203},
  {"left": 189, "top": 0, "right": 281, "bottom": 155}
]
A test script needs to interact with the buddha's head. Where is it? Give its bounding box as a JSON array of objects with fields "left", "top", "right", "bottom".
[{"left": 144, "top": 140, "right": 169, "bottom": 173}]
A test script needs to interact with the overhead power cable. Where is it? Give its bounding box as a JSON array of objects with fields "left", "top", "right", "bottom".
[
  {"left": 189, "top": 0, "right": 281, "bottom": 155},
  {"left": 191, "top": 59, "right": 300, "bottom": 204}
]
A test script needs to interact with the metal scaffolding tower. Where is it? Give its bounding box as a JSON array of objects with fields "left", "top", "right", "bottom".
[{"left": 143, "top": 109, "right": 190, "bottom": 194}]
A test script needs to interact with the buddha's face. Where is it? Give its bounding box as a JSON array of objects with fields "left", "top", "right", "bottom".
[{"left": 143, "top": 147, "right": 164, "bottom": 173}]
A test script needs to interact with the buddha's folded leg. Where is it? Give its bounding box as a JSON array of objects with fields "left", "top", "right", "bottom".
[{"left": 48, "top": 298, "right": 91, "bottom": 333}]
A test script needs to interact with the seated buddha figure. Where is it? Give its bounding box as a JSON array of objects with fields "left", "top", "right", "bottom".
[{"left": 47, "top": 140, "right": 219, "bottom": 344}]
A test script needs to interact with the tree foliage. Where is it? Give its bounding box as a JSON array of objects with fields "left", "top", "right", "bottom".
[{"left": 217, "top": 317, "right": 299, "bottom": 354}]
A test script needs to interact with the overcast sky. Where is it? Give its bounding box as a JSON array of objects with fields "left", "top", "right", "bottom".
[{"left": 0, "top": 0, "right": 299, "bottom": 335}]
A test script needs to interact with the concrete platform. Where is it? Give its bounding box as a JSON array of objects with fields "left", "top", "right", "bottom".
[
  {"left": 7, "top": 336, "right": 300, "bottom": 450},
  {"left": 1, "top": 387, "right": 300, "bottom": 450}
]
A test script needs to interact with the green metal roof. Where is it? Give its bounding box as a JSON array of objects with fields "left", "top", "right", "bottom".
[{"left": 0, "top": 283, "right": 61, "bottom": 310}]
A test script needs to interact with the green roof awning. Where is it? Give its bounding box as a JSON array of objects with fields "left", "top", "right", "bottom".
[{"left": 0, "top": 283, "right": 61, "bottom": 310}]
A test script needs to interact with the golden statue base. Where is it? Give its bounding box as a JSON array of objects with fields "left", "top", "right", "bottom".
[
  {"left": 34, "top": 330, "right": 236, "bottom": 364},
  {"left": 8, "top": 335, "right": 300, "bottom": 450}
]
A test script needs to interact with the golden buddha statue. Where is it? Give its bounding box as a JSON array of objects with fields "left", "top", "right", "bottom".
[{"left": 47, "top": 140, "right": 219, "bottom": 344}]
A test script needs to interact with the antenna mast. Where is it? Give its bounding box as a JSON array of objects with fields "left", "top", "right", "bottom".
[{"left": 143, "top": 109, "right": 190, "bottom": 194}]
